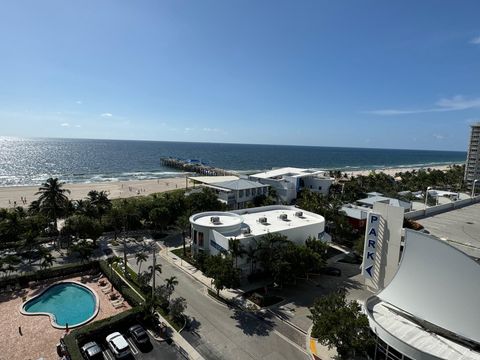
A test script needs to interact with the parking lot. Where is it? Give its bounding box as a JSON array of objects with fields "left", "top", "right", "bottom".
[{"left": 80, "top": 329, "right": 185, "bottom": 360}]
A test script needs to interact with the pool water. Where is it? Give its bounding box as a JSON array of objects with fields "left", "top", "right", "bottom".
[{"left": 23, "top": 282, "right": 97, "bottom": 327}]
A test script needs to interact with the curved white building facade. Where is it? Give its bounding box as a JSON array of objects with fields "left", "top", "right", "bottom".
[
  {"left": 366, "top": 229, "right": 480, "bottom": 360},
  {"left": 189, "top": 205, "right": 327, "bottom": 274}
]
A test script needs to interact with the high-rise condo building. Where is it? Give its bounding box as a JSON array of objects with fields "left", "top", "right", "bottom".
[{"left": 465, "top": 123, "right": 480, "bottom": 190}]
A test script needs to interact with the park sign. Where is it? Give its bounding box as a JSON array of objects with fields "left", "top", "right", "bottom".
[{"left": 362, "top": 212, "right": 381, "bottom": 280}]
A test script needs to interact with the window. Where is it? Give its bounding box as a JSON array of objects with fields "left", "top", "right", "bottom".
[
  {"left": 252, "top": 188, "right": 256, "bottom": 196},
  {"left": 198, "top": 232, "right": 204, "bottom": 247},
  {"left": 193, "top": 230, "right": 197, "bottom": 244},
  {"left": 246, "top": 189, "right": 250, "bottom": 197},
  {"left": 239, "top": 190, "right": 244, "bottom": 198},
  {"left": 318, "top": 186, "right": 322, "bottom": 190}
]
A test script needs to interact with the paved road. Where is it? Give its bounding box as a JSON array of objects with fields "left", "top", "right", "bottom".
[{"left": 121, "top": 246, "right": 308, "bottom": 360}]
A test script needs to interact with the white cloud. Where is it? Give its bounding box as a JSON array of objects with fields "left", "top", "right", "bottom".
[
  {"left": 470, "top": 36, "right": 480, "bottom": 45},
  {"left": 75, "top": 124, "right": 81, "bottom": 128},
  {"left": 184, "top": 127, "right": 194, "bottom": 132},
  {"left": 202, "top": 127, "right": 221, "bottom": 132},
  {"left": 101, "top": 113, "right": 113, "bottom": 118},
  {"left": 433, "top": 133, "right": 445, "bottom": 140},
  {"left": 76, "top": 100, "right": 83, "bottom": 105},
  {"left": 60, "top": 123, "right": 70, "bottom": 127},
  {"left": 365, "top": 95, "right": 480, "bottom": 116}
]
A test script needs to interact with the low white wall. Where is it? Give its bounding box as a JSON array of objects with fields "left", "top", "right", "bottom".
[{"left": 405, "top": 196, "right": 480, "bottom": 220}]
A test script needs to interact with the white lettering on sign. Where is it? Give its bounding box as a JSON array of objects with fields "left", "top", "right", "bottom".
[{"left": 362, "top": 213, "right": 381, "bottom": 279}]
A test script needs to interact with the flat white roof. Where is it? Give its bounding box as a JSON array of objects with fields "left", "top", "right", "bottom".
[
  {"left": 190, "top": 212, "right": 243, "bottom": 228},
  {"left": 190, "top": 206, "right": 325, "bottom": 239},
  {"left": 251, "top": 167, "right": 328, "bottom": 179},
  {"left": 188, "top": 175, "right": 239, "bottom": 184},
  {"left": 231, "top": 206, "right": 324, "bottom": 239}
]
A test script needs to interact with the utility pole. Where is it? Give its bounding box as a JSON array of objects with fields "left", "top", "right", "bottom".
[{"left": 151, "top": 246, "right": 156, "bottom": 300}]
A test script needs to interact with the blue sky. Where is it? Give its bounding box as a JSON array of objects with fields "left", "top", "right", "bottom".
[{"left": 0, "top": 1, "right": 479, "bottom": 151}]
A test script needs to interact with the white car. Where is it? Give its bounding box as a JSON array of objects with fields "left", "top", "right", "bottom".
[{"left": 106, "top": 332, "right": 131, "bottom": 359}]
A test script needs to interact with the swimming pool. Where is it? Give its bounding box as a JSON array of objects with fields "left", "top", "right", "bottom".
[{"left": 21, "top": 281, "right": 99, "bottom": 328}]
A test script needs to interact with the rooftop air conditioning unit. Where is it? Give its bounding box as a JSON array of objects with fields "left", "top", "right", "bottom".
[
  {"left": 210, "top": 216, "right": 220, "bottom": 224},
  {"left": 242, "top": 227, "right": 251, "bottom": 235},
  {"left": 279, "top": 213, "right": 288, "bottom": 221},
  {"left": 259, "top": 217, "right": 268, "bottom": 224},
  {"left": 295, "top": 211, "right": 303, "bottom": 217}
]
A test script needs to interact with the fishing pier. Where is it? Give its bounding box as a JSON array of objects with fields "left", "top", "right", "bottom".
[{"left": 161, "top": 157, "right": 234, "bottom": 176}]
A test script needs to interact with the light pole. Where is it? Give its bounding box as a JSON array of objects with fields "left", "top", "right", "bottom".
[
  {"left": 472, "top": 179, "right": 479, "bottom": 198},
  {"left": 424, "top": 186, "right": 432, "bottom": 209}
]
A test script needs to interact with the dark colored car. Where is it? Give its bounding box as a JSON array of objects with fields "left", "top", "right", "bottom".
[
  {"left": 103, "top": 248, "right": 113, "bottom": 256},
  {"left": 80, "top": 341, "right": 103, "bottom": 360},
  {"left": 321, "top": 266, "right": 342, "bottom": 277},
  {"left": 128, "top": 324, "right": 150, "bottom": 345}
]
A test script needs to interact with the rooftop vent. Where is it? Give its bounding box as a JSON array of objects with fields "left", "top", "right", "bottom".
[
  {"left": 258, "top": 216, "right": 268, "bottom": 224},
  {"left": 295, "top": 211, "right": 303, "bottom": 217},
  {"left": 242, "top": 227, "right": 251, "bottom": 235},
  {"left": 210, "top": 216, "right": 220, "bottom": 224},
  {"left": 279, "top": 213, "right": 288, "bottom": 221}
]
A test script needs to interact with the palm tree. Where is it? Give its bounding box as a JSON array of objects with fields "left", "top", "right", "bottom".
[
  {"left": 164, "top": 276, "right": 178, "bottom": 301},
  {"left": 135, "top": 252, "right": 148, "bottom": 273},
  {"left": 228, "top": 238, "right": 245, "bottom": 269},
  {"left": 245, "top": 245, "right": 257, "bottom": 275},
  {"left": 35, "top": 178, "right": 70, "bottom": 233},
  {"left": 175, "top": 214, "right": 191, "bottom": 257},
  {"left": 87, "top": 190, "right": 111, "bottom": 222},
  {"left": 40, "top": 253, "right": 54, "bottom": 270},
  {"left": 148, "top": 263, "right": 162, "bottom": 297}
]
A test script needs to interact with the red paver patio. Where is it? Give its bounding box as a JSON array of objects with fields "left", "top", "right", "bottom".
[{"left": 0, "top": 273, "right": 131, "bottom": 360}]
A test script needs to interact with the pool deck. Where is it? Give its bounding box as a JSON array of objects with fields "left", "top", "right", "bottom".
[{"left": 0, "top": 274, "right": 131, "bottom": 360}]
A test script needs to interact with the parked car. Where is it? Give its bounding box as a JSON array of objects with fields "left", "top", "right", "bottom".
[
  {"left": 80, "top": 341, "right": 103, "bottom": 360},
  {"left": 321, "top": 266, "right": 342, "bottom": 277},
  {"left": 128, "top": 324, "right": 150, "bottom": 345},
  {"left": 106, "top": 332, "right": 131, "bottom": 359}
]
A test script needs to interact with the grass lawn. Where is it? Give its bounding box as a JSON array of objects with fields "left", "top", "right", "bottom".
[{"left": 171, "top": 247, "right": 193, "bottom": 263}]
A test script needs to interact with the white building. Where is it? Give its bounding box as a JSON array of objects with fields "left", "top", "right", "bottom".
[
  {"left": 188, "top": 176, "right": 269, "bottom": 210},
  {"left": 250, "top": 167, "right": 334, "bottom": 204},
  {"left": 365, "top": 229, "right": 480, "bottom": 360},
  {"left": 189, "top": 205, "right": 327, "bottom": 274},
  {"left": 360, "top": 202, "right": 480, "bottom": 359}
]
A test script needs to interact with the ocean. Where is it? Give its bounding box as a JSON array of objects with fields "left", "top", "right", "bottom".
[{"left": 0, "top": 137, "right": 466, "bottom": 187}]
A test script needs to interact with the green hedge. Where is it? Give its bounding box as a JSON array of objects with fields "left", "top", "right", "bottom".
[
  {"left": 99, "top": 260, "right": 144, "bottom": 307},
  {"left": 64, "top": 307, "right": 144, "bottom": 360},
  {"left": 0, "top": 261, "right": 99, "bottom": 288}
]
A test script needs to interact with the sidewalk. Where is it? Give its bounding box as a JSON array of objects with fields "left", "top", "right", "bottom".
[
  {"left": 160, "top": 248, "right": 245, "bottom": 304},
  {"left": 112, "top": 248, "right": 205, "bottom": 360}
]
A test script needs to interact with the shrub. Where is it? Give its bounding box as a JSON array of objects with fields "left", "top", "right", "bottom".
[
  {"left": 0, "top": 261, "right": 98, "bottom": 288},
  {"left": 99, "top": 260, "right": 144, "bottom": 306},
  {"left": 64, "top": 307, "right": 143, "bottom": 360}
]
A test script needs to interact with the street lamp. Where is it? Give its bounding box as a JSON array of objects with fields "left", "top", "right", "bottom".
[
  {"left": 472, "top": 179, "right": 479, "bottom": 198},
  {"left": 424, "top": 186, "right": 432, "bottom": 209}
]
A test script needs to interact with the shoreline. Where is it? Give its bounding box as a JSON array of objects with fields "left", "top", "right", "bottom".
[
  {"left": 0, "top": 163, "right": 464, "bottom": 209},
  {"left": 347, "top": 163, "right": 463, "bottom": 178}
]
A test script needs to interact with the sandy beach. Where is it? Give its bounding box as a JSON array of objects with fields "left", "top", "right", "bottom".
[
  {"left": 0, "top": 177, "right": 191, "bottom": 209},
  {"left": 347, "top": 164, "right": 459, "bottom": 178},
  {"left": 0, "top": 164, "right": 462, "bottom": 209}
]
